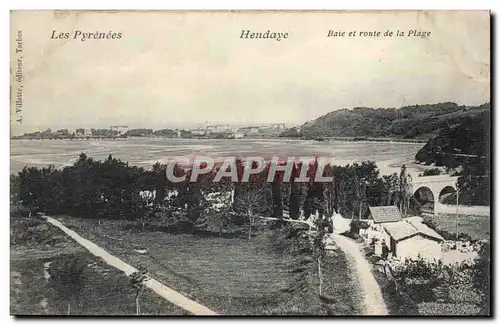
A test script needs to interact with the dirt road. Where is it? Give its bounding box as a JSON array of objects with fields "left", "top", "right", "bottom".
[
  {"left": 333, "top": 234, "right": 388, "bottom": 315},
  {"left": 44, "top": 216, "right": 218, "bottom": 316}
]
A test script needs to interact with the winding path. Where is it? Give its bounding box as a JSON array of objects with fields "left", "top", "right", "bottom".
[
  {"left": 333, "top": 234, "right": 388, "bottom": 315},
  {"left": 260, "top": 216, "right": 388, "bottom": 315},
  {"left": 43, "top": 216, "right": 218, "bottom": 316}
]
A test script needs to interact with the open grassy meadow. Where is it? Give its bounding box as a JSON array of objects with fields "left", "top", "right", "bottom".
[
  {"left": 10, "top": 212, "right": 184, "bottom": 315},
  {"left": 432, "top": 214, "right": 490, "bottom": 240},
  {"left": 52, "top": 215, "right": 361, "bottom": 315}
]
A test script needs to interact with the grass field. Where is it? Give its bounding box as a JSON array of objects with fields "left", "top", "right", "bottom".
[
  {"left": 53, "top": 215, "right": 360, "bottom": 315},
  {"left": 432, "top": 214, "right": 490, "bottom": 240},
  {"left": 10, "top": 214, "right": 184, "bottom": 315}
]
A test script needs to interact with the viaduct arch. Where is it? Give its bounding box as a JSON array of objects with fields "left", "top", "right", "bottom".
[{"left": 411, "top": 175, "right": 459, "bottom": 215}]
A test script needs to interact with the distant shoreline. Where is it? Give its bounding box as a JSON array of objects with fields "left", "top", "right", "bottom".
[{"left": 10, "top": 135, "right": 429, "bottom": 144}]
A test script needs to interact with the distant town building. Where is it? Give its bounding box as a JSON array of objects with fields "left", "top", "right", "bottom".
[
  {"left": 191, "top": 125, "right": 207, "bottom": 135},
  {"left": 192, "top": 129, "right": 207, "bottom": 136},
  {"left": 189, "top": 123, "right": 285, "bottom": 137},
  {"left": 270, "top": 123, "right": 286, "bottom": 130},
  {"left": 238, "top": 126, "right": 260, "bottom": 135},
  {"left": 206, "top": 125, "right": 232, "bottom": 133},
  {"left": 110, "top": 125, "right": 129, "bottom": 135},
  {"left": 84, "top": 129, "right": 92, "bottom": 136}
]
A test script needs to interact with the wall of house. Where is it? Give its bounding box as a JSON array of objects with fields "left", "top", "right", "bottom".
[
  {"left": 362, "top": 222, "right": 392, "bottom": 256},
  {"left": 369, "top": 224, "right": 391, "bottom": 247},
  {"left": 396, "top": 235, "right": 442, "bottom": 262}
]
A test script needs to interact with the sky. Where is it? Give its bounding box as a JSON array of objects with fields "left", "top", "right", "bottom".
[{"left": 10, "top": 10, "right": 490, "bottom": 134}]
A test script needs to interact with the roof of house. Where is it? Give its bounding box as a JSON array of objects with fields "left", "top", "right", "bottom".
[
  {"left": 383, "top": 221, "right": 419, "bottom": 241},
  {"left": 405, "top": 217, "right": 445, "bottom": 242},
  {"left": 369, "top": 206, "right": 403, "bottom": 223},
  {"left": 383, "top": 219, "right": 444, "bottom": 242}
]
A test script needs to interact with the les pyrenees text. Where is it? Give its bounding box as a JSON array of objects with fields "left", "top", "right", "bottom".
[{"left": 50, "top": 30, "right": 123, "bottom": 41}]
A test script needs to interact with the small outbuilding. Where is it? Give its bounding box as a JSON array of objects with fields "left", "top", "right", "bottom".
[
  {"left": 368, "top": 206, "right": 403, "bottom": 224},
  {"left": 364, "top": 206, "right": 403, "bottom": 246},
  {"left": 363, "top": 206, "right": 444, "bottom": 262},
  {"left": 383, "top": 218, "right": 444, "bottom": 262}
]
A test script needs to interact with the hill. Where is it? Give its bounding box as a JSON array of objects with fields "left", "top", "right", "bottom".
[
  {"left": 414, "top": 108, "right": 490, "bottom": 167},
  {"left": 282, "top": 102, "right": 490, "bottom": 140},
  {"left": 415, "top": 107, "right": 490, "bottom": 206}
]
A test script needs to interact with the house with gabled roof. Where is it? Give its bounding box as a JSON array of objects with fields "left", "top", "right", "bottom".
[
  {"left": 363, "top": 206, "right": 403, "bottom": 247},
  {"left": 383, "top": 217, "right": 444, "bottom": 262},
  {"left": 368, "top": 206, "right": 403, "bottom": 224},
  {"left": 364, "top": 206, "right": 444, "bottom": 261}
]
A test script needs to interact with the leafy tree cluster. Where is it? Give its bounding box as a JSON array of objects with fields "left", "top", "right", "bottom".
[
  {"left": 16, "top": 153, "right": 153, "bottom": 219},
  {"left": 152, "top": 128, "right": 178, "bottom": 137},
  {"left": 124, "top": 129, "right": 154, "bottom": 137}
]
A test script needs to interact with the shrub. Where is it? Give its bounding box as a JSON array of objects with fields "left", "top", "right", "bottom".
[
  {"left": 349, "top": 220, "right": 369, "bottom": 236},
  {"left": 48, "top": 256, "right": 88, "bottom": 315},
  {"left": 421, "top": 168, "right": 442, "bottom": 176}
]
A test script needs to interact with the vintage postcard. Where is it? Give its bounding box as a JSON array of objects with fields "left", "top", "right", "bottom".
[{"left": 10, "top": 10, "right": 490, "bottom": 316}]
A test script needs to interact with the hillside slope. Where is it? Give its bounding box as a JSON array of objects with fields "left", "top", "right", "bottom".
[
  {"left": 414, "top": 109, "right": 490, "bottom": 166},
  {"left": 282, "top": 102, "right": 490, "bottom": 140}
]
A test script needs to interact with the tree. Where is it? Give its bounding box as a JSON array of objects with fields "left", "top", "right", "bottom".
[
  {"left": 380, "top": 173, "right": 399, "bottom": 206},
  {"left": 18, "top": 166, "right": 43, "bottom": 215},
  {"left": 271, "top": 174, "right": 283, "bottom": 219},
  {"left": 138, "top": 197, "right": 156, "bottom": 230},
  {"left": 183, "top": 170, "right": 209, "bottom": 234},
  {"left": 301, "top": 159, "right": 325, "bottom": 220},
  {"left": 312, "top": 224, "right": 327, "bottom": 295},
  {"left": 234, "top": 185, "right": 270, "bottom": 240},
  {"left": 153, "top": 163, "right": 166, "bottom": 205},
  {"left": 399, "top": 165, "right": 413, "bottom": 216},
  {"left": 289, "top": 163, "right": 304, "bottom": 220},
  {"left": 471, "top": 242, "right": 490, "bottom": 315},
  {"left": 333, "top": 173, "right": 346, "bottom": 215},
  {"left": 197, "top": 189, "right": 232, "bottom": 236},
  {"left": 10, "top": 174, "right": 21, "bottom": 209},
  {"left": 48, "top": 256, "right": 87, "bottom": 315},
  {"left": 323, "top": 182, "right": 335, "bottom": 218},
  {"left": 129, "top": 268, "right": 148, "bottom": 315}
]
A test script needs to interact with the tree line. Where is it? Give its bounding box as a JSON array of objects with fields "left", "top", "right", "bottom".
[{"left": 11, "top": 153, "right": 418, "bottom": 234}]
